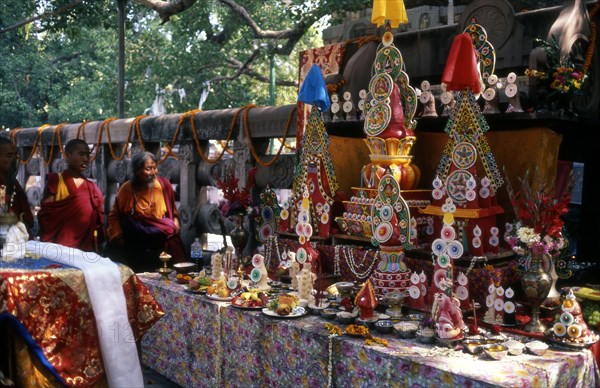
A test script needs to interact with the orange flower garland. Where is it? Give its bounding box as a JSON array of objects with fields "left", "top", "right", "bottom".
[
  {"left": 243, "top": 105, "right": 296, "bottom": 168},
  {"left": 583, "top": 1, "right": 600, "bottom": 76}
]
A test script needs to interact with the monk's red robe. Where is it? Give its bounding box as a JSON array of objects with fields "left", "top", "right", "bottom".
[{"left": 38, "top": 171, "right": 105, "bottom": 252}]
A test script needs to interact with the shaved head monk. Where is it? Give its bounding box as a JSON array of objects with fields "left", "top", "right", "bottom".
[{"left": 38, "top": 138, "right": 105, "bottom": 251}]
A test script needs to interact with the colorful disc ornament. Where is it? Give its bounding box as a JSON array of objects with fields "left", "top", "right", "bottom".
[
  {"left": 261, "top": 207, "right": 273, "bottom": 222},
  {"left": 446, "top": 170, "right": 474, "bottom": 203},
  {"left": 437, "top": 254, "right": 451, "bottom": 268},
  {"left": 411, "top": 273, "right": 420, "bottom": 284},
  {"left": 494, "top": 298, "right": 504, "bottom": 312},
  {"left": 380, "top": 204, "right": 394, "bottom": 221},
  {"left": 250, "top": 268, "right": 262, "bottom": 283},
  {"left": 486, "top": 294, "right": 495, "bottom": 308},
  {"left": 447, "top": 241, "right": 464, "bottom": 259},
  {"left": 259, "top": 223, "right": 273, "bottom": 242},
  {"left": 560, "top": 312, "right": 575, "bottom": 326},
  {"left": 227, "top": 278, "right": 239, "bottom": 290},
  {"left": 553, "top": 322, "right": 567, "bottom": 337},
  {"left": 409, "top": 285, "right": 420, "bottom": 299},
  {"left": 457, "top": 272, "right": 468, "bottom": 286},
  {"left": 441, "top": 225, "right": 456, "bottom": 242},
  {"left": 433, "top": 269, "right": 449, "bottom": 290},
  {"left": 364, "top": 103, "right": 392, "bottom": 137},
  {"left": 252, "top": 254, "right": 264, "bottom": 268},
  {"left": 505, "top": 287, "right": 514, "bottom": 298},
  {"left": 374, "top": 222, "right": 393, "bottom": 243},
  {"left": 452, "top": 142, "right": 477, "bottom": 170},
  {"left": 296, "top": 247, "right": 307, "bottom": 264},
  {"left": 431, "top": 238, "right": 447, "bottom": 256},
  {"left": 504, "top": 301, "right": 515, "bottom": 314},
  {"left": 456, "top": 285, "right": 468, "bottom": 301}
]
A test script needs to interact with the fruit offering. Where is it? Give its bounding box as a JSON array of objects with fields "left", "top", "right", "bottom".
[
  {"left": 188, "top": 275, "right": 211, "bottom": 290},
  {"left": 207, "top": 277, "right": 231, "bottom": 298},
  {"left": 268, "top": 294, "right": 298, "bottom": 316},
  {"left": 582, "top": 302, "right": 600, "bottom": 331},
  {"left": 176, "top": 274, "right": 192, "bottom": 284},
  {"left": 231, "top": 288, "right": 269, "bottom": 308}
]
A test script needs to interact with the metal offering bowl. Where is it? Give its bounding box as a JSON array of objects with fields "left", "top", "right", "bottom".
[
  {"left": 173, "top": 262, "right": 196, "bottom": 274},
  {"left": 526, "top": 341, "right": 549, "bottom": 356},
  {"left": 483, "top": 344, "right": 508, "bottom": 360},
  {"left": 385, "top": 291, "right": 406, "bottom": 306},
  {"left": 374, "top": 320, "right": 394, "bottom": 334},
  {"left": 157, "top": 267, "right": 173, "bottom": 279}
]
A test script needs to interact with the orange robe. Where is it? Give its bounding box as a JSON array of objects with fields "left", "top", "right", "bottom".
[{"left": 107, "top": 176, "right": 186, "bottom": 272}]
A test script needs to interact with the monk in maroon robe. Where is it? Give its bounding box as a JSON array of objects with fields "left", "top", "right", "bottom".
[{"left": 38, "top": 139, "right": 105, "bottom": 252}]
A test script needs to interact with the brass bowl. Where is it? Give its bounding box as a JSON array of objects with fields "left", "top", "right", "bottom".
[
  {"left": 374, "top": 320, "right": 394, "bottom": 334},
  {"left": 483, "top": 344, "right": 508, "bottom": 360},
  {"left": 157, "top": 267, "right": 173, "bottom": 278},
  {"left": 462, "top": 339, "right": 485, "bottom": 354},
  {"left": 173, "top": 262, "right": 196, "bottom": 274},
  {"left": 394, "top": 321, "right": 419, "bottom": 339}
]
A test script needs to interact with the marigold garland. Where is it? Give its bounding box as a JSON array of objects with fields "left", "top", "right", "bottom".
[
  {"left": 12, "top": 102, "right": 296, "bottom": 171},
  {"left": 134, "top": 115, "right": 148, "bottom": 153},
  {"left": 76, "top": 120, "right": 89, "bottom": 141},
  {"left": 190, "top": 107, "right": 239, "bottom": 164},
  {"left": 583, "top": 0, "right": 600, "bottom": 76},
  {"left": 105, "top": 118, "right": 134, "bottom": 161},
  {"left": 14, "top": 124, "right": 50, "bottom": 165},
  {"left": 40, "top": 123, "right": 67, "bottom": 166},
  {"left": 243, "top": 105, "right": 296, "bottom": 167},
  {"left": 89, "top": 118, "right": 117, "bottom": 163}
]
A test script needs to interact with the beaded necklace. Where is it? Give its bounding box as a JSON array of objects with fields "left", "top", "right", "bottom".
[{"left": 131, "top": 186, "right": 154, "bottom": 215}]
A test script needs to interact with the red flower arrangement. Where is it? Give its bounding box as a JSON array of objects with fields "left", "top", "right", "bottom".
[
  {"left": 217, "top": 168, "right": 257, "bottom": 218},
  {"left": 504, "top": 168, "right": 571, "bottom": 257}
]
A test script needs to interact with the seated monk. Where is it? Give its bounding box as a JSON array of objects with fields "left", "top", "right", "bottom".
[
  {"left": 0, "top": 137, "right": 34, "bottom": 236},
  {"left": 38, "top": 138, "right": 105, "bottom": 251},
  {"left": 107, "top": 151, "right": 187, "bottom": 272}
]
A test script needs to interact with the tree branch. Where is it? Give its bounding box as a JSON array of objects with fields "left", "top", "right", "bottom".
[
  {"left": 0, "top": 0, "right": 83, "bottom": 34},
  {"left": 224, "top": 57, "right": 297, "bottom": 87},
  {"left": 134, "top": 0, "right": 198, "bottom": 23}
]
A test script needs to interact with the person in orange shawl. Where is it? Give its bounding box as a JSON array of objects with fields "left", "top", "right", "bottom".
[
  {"left": 38, "top": 139, "right": 105, "bottom": 251},
  {"left": 0, "top": 137, "right": 34, "bottom": 235},
  {"left": 107, "top": 151, "right": 187, "bottom": 272}
]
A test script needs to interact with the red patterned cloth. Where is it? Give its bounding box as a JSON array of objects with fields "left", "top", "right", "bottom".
[{"left": 0, "top": 263, "right": 164, "bottom": 387}]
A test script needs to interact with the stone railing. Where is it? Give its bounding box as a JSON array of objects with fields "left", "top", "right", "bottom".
[{"left": 10, "top": 105, "right": 298, "bottom": 249}]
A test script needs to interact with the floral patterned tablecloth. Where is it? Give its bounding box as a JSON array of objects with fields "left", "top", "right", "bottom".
[{"left": 140, "top": 274, "right": 599, "bottom": 388}]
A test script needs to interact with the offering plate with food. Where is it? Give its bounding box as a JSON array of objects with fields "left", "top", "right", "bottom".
[
  {"left": 206, "top": 277, "right": 234, "bottom": 301},
  {"left": 231, "top": 287, "right": 270, "bottom": 309},
  {"left": 262, "top": 293, "right": 306, "bottom": 318},
  {"left": 185, "top": 271, "right": 213, "bottom": 293}
]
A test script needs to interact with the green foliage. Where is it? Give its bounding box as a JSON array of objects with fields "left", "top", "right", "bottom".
[{"left": 0, "top": 0, "right": 371, "bottom": 128}]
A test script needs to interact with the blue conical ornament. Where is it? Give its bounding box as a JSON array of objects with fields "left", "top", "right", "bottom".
[{"left": 297, "top": 64, "right": 330, "bottom": 111}]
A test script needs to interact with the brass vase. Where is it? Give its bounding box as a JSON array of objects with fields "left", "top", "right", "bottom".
[
  {"left": 521, "top": 252, "right": 552, "bottom": 333},
  {"left": 229, "top": 213, "right": 249, "bottom": 268}
]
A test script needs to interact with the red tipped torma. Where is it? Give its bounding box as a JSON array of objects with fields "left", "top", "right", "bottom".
[{"left": 442, "top": 32, "right": 481, "bottom": 94}]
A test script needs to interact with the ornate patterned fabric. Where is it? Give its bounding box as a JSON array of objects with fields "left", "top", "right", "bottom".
[
  {"left": 0, "top": 258, "right": 164, "bottom": 387},
  {"left": 139, "top": 273, "right": 598, "bottom": 387}
]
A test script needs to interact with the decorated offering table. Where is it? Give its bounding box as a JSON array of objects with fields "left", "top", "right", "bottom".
[
  {"left": 139, "top": 273, "right": 598, "bottom": 387},
  {"left": 0, "top": 255, "right": 164, "bottom": 387},
  {"left": 264, "top": 236, "right": 520, "bottom": 308}
]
